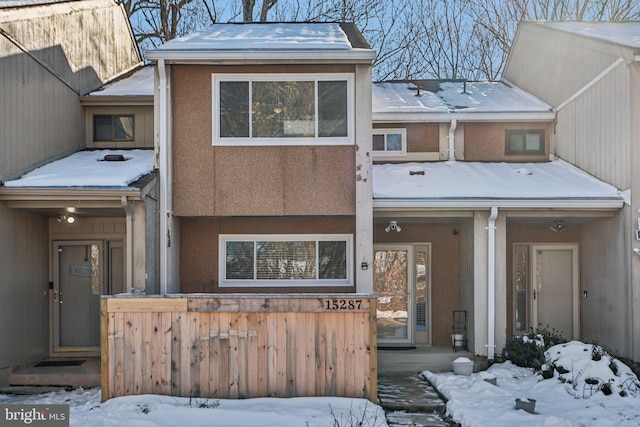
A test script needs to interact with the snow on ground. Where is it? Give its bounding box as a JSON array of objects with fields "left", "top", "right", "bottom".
[
  {"left": 424, "top": 341, "right": 640, "bottom": 427},
  {"left": 0, "top": 388, "right": 387, "bottom": 427}
]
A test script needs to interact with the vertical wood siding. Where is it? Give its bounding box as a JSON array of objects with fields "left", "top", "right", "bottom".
[
  {"left": 101, "top": 295, "right": 378, "bottom": 402},
  {"left": 0, "top": 0, "right": 141, "bottom": 181},
  {"left": 504, "top": 23, "right": 632, "bottom": 190}
]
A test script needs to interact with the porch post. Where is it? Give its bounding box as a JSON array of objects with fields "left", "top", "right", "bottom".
[
  {"left": 354, "top": 63, "right": 373, "bottom": 293},
  {"left": 495, "top": 213, "right": 507, "bottom": 356},
  {"left": 473, "top": 210, "right": 489, "bottom": 357}
]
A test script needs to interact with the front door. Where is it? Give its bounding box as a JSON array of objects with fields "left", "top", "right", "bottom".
[
  {"left": 531, "top": 245, "right": 579, "bottom": 339},
  {"left": 374, "top": 246, "right": 413, "bottom": 343},
  {"left": 52, "top": 241, "right": 105, "bottom": 355}
]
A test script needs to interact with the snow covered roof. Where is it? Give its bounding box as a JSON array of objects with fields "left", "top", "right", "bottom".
[
  {"left": 373, "top": 80, "right": 554, "bottom": 121},
  {"left": 539, "top": 21, "right": 640, "bottom": 49},
  {"left": 0, "top": 0, "right": 69, "bottom": 9},
  {"left": 87, "top": 66, "right": 154, "bottom": 98},
  {"left": 145, "top": 22, "right": 375, "bottom": 63},
  {"left": 373, "top": 160, "right": 624, "bottom": 209},
  {"left": 3, "top": 150, "right": 155, "bottom": 189}
]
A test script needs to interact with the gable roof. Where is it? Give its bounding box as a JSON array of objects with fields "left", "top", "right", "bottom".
[
  {"left": 373, "top": 160, "right": 623, "bottom": 209},
  {"left": 537, "top": 21, "right": 640, "bottom": 49},
  {"left": 146, "top": 22, "right": 375, "bottom": 63},
  {"left": 0, "top": 0, "right": 69, "bottom": 8},
  {"left": 373, "top": 80, "right": 554, "bottom": 122}
]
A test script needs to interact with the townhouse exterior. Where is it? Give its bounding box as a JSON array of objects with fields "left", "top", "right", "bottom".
[
  {"left": 0, "top": 0, "right": 150, "bottom": 385},
  {"left": 0, "top": 13, "right": 637, "bottom": 391},
  {"left": 504, "top": 22, "right": 640, "bottom": 360}
]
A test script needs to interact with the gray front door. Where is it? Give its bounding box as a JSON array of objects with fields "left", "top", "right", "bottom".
[{"left": 53, "top": 241, "right": 104, "bottom": 354}]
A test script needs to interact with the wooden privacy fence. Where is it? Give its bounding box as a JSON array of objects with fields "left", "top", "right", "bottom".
[{"left": 101, "top": 294, "right": 377, "bottom": 402}]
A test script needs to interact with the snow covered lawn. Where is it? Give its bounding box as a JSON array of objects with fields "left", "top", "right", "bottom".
[
  {"left": 423, "top": 341, "right": 640, "bottom": 427},
  {"left": 0, "top": 389, "right": 387, "bottom": 427}
]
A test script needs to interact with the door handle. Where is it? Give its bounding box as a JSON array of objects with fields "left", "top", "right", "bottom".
[
  {"left": 533, "top": 289, "right": 536, "bottom": 300},
  {"left": 53, "top": 290, "right": 58, "bottom": 302}
]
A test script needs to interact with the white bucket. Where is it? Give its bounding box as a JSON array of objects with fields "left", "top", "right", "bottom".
[
  {"left": 452, "top": 357, "right": 474, "bottom": 375},
  {"left": 451, "top": 333, "right": 464, "bottom": 347}
]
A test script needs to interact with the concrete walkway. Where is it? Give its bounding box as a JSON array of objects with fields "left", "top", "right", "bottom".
[{"left": 378, "top": 372, "right": 452, "bottom": 427}]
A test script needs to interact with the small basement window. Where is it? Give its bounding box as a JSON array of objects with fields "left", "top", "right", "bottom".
[
  {"left": 505, "top": 129, "right": 544, "bottom": 155},
  {"left": 372, "top": 129, "right": 407, "bottom": 157},
  {"left": 93, "top": 115, "right": 134, "bottom": 142}
]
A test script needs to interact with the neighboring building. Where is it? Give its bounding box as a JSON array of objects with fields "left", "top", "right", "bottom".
[
  {"left": 370, "top": 80, "right": 623, "bottom": 360},
  {"left": 0, "top": 0, "right": 148, "bottom": 385},
  {"left": 504, "top": 21, "right": 640, "bottom": 360}
]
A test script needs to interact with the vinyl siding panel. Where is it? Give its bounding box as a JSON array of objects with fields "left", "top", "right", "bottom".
[
  {"left": 0, "top": 206, "right": 49, "bottom": 382},
  {"left": 504, "top": 22, "right": 632, "bottom": 107},
  {"left": 555, "top": 63, "right": 630, "bottom": 190},
  {"left": 0, "top": 0, "right": 140, "bottom": 92},
  {"left": 0, "top": 36, "right": 83, "bottom": 180}
]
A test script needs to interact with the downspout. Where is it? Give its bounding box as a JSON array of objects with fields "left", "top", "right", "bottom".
[
  {"left": 158, "top": 59, "right": 169, "bottom": 295},
  {"left": 121, "top": 196, "right": 133, "bottom": 291},
  {"left": 487, "top": 207, "right": 498, "bottom": 362},
  {"left": 448, "top": 119, "right": 457, "bottom": 161}
]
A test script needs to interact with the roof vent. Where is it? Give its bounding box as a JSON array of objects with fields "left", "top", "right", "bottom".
[{"left": 103, "top": 154, "right": 126, "bottom": 162}]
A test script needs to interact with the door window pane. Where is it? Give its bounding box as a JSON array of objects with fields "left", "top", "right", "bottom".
[
  {"left": 374, "top": 249, "right": 409, "bottom": 340},
  {"left": 514, "top": 245, "right": 529, "bottom": 333}
]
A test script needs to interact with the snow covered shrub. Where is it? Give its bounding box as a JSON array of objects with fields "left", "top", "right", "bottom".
[
  {"left": 501, "top": 324, "right": 567, "bottom": 370},
  {"left": 545, "top": 341, "right": 640, "bottom": 398}
]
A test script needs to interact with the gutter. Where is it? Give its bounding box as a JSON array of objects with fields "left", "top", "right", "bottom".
[
  {"left": 158, "top": 59, "right": 170, "bottom": 295},
  {"left": 448, "top": 119, "right": 457, "bottom": 161},
  {"left": 487, "top": 207, "right": 498, "bottom": 362},
  {"left": 121, "top": 196, "right": 134, "bottom": 291},
  {"left": 372, "top": 198, "right": 624, "bottom": 210},
  {"left": 373, "top": 112, "right": 556, "bottom": 123},
  {"left": 146, "top": 50, "right": 376, "bottom": 64}
]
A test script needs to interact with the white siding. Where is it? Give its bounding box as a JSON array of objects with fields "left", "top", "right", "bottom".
[
  {"left": 555, "top": 63, "right": 630, "bottom": 190},
  {"left": 0, "top": 206, "right": 49, "bottom": 384}
]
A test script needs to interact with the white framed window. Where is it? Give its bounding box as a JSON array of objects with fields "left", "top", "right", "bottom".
[
  {"left": 371, "top": 128, "right": 406, "bottom": 157},
  {"left": 219, "top": 234, "right": 353, "bottom": 287},
  {"left": 212, "top": 74, "right": 354, "bottom": 146}
]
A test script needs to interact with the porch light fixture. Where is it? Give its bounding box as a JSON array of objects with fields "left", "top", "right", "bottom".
[
  {"left": 550, "top": 220, "right": 565, "bottom": 232},
  {"left": 385, "top": 220, "right": 401, "bottom": 233},
  {"left": 59, "top": 214, "right": 75, "bottom": 224}
]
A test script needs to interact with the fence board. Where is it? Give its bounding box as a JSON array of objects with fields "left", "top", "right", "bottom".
[{"left": 101, "top": 295, "right": 376, "bottom": 402}]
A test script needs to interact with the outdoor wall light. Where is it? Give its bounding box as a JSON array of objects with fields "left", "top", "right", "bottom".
[
  {"left": 58, "top": 214, "right": 75, "bottom": 224},
  {"left": 550, "top": 220, "right": 565, "bottom": 232},
  {"left": 385, "top": 220, "right": 401, "bottom": 232}
]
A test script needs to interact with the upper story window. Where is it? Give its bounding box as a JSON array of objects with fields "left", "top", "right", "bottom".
[
  {"left": 505, "top": 129, "right": 545, "bottom": 155},
  {"left": 213, "top": 74, "right": 353, "bottom": 146},
  {"left": 220, "top": 234, "right": 353, "bottom": 287},
  {"left": 372, "top": 129, "right": 407, "bottom": 157},
  {"left": 93, "top": 115, "right": 134, "bottom": 142}
]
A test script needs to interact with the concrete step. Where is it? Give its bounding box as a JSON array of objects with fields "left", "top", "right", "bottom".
[
  {"left": 378, "top": 347, "right": 475, "bottom": 374},
  {"left": 378, "top": 372, "right": 451, "bottom": 427},
  {"left": 8, "top": 358, "right": 100, "bottom": 389},
  {"left": 0, "top": 385, "right": 70, "bottom": 395},
  {"left": 385, "top": 410, "right": 449, "bottom": 427}
]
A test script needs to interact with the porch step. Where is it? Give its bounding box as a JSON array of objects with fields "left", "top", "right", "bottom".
[
  {"left": 0, "top": 385, "right": 70, "bottom": 395},
  {"left": 378, "top": 372, "right": 450, "bottom": 427},
  {"left": 378, "top": 346, "right": 476, "bottom": 373},
  {"left": 8, "top": 358, "right": 100, "bottom": 389}
]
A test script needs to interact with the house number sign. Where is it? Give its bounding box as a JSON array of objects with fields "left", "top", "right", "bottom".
[{"left": 324, "top": 298, "right": 363, "bottom": 310}]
